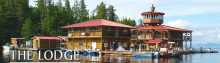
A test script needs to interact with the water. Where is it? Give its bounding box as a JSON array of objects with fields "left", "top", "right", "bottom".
[{"left": 2, "top": 50, "right": 220, "bottom": 63}]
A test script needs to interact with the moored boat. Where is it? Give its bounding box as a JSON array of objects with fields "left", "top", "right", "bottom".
[
  {"left": 200, "top": 48, "right": 210, "bottom": 53},
  {"left": 132, "top": 51, "right": 159, "bottom": 58},
  {"left": 188, "top": 48, "right": 200, "bottom": 53}
]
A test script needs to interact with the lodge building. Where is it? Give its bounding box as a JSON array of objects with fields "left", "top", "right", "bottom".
[
  {"left": 61, "top": 19, "right": 135, "bottom": 51},
  {"left": 60, "top": 5, "right": 193, "bottom": 51},
  {"left": 130, "top": 5, "right": 192, "bottom": 51}
]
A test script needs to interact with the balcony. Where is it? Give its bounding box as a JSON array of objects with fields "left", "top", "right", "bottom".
[{"left": 62, "top": 31, "right": 131, "bottom": 37}]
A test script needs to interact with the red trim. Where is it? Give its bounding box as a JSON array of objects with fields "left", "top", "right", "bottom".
[{"left": 146, "top": 40, "right": 163, "bottom": 43}]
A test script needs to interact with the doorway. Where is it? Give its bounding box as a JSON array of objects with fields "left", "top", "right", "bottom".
[{"left": 92, "top": 42, "right": 96, "bottom": 50}]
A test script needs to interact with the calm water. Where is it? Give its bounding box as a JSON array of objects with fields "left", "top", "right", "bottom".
[{"left": 2, "top": 50, "right": 220, "bottom": 63}]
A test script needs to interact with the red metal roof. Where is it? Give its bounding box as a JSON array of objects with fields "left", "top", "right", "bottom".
[
  {"left": 61, "top": 19, "right": 136, "bottom": 28},
  {"left": 146, "top": 40, "right": 163, "bottom": 43},
  {"left": 33, "top": 36, "right": 61, "bottom": 40},
  {"left": 141, "top": 11, "right": 165, "bottom": 15},
  {"left": 132, "top": 25, "right": 192, "bottom": 32}
]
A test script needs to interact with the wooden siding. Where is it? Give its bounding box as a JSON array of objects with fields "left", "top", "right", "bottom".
[
  {"left": 11, "top": 39, "right": 24, "bottom": 46},
  {"left": 33, "top": 39, "right": 58, "bottom": 49}
]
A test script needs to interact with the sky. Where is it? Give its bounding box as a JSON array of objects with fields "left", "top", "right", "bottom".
[{"left": 29, "top": 0, "right": 220, "bottom": 44}]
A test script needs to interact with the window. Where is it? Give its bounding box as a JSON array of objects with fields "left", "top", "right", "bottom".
[
  {"left": 94, "top": 27, "right": 99, "bottom": 31},
  {"left": 106, "top": 27, "right": 111, "bottom": 31},
  {"left": 140, "top": 31, "right": 144, "bottom": 36},
  {"left": 77, "top": 28, "right": 81, "bottom": 32},
  {"left": 147, "top": 31, "right": 151, "bottom": 34},
  {"left": 123, "top": 28, "right": 128, "bottom": 33},
  {"left": 70, "top": 42, "right": 73, "bottom": 46},
  {"left": 148, "top": 15, "right": 150, "bottom": 19},
  {"left": 70, "top": 29, "right": 74, "bottom": 32},
  {"left": 144, "top": 15, "right": 147, "bottom": 19},
  {"left": 79, "top": 42, "right": 83, "bottom": 46},
  {"left": 158, "top": 32, "right": 161, "bottom": 35},
  {"left": 86, "top": 27, "right": 89, "bottom": 32}
]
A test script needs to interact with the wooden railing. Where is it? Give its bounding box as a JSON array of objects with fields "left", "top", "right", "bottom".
[{"left": 63, "top": 31, "right": 131, "bottom": 37}]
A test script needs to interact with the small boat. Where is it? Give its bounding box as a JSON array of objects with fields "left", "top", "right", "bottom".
[
  {"left": 200, "top": 48, "right": 210, "bottom": 53},
  {"left": 132, "top": 51, "right": 159, "bottom": 58},
  {"left": 83, "top": 49, "right": 101, "bottom": 56},
  {"left": 2, "top": 43, "right": 14, "bottom": 51},
  {"left": 170, "top": 51, "right": 184, "bottom": 57},
  {"left": 188, "top": 48, "right": 200, "bottom": 53},
  {"left": 209, "top": 49, "right": 219, "bottom": 53}
]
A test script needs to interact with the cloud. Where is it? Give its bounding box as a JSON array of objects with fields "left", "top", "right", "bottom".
[{"left": 166, "top": 19, "right": 220, "bottom": 44}]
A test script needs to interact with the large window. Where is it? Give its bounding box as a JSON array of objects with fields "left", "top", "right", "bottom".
[
  {"left": 77, "top": 28, "right": 81, "bottom": 32},
  {"left": 106, "top": 27, "right": 111, "bottom": 31},
  {"left": 94, "top": 27, "right": 99, "bottom": 31},
  {"left": 79, "top": 42, "right": 83, "bottom": 46}
]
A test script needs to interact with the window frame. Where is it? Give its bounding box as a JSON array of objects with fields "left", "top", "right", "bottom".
[
  {"left": 77, "top": 28, "right": 82, "bottom": 32},
  {"left": 79, "top": 42, "right": 83, "bottom": 46},
  {"left": 70, "top": 42, "right": 73, "bottom": 46},
  {"left": 157, "top": 32, "right": 161, "bottom": 35},
  {"left": 93, "top": 27, "right": 99, "bottom": 31},
  {"left": 106, "top": 27, "right": 111, "bottom": 31}
]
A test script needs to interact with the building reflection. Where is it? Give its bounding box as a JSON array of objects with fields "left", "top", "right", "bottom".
[{"left": 2, "top": 50, "right": 189, "bottom": 63}]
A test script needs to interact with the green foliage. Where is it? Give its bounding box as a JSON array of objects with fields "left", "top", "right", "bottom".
[
  {"left": 119, "top": 17, "right": 136, "bottom": 27},
  {"left": 21, "top": 18, "right": 34, "bottom": 41},
  {"left": 138, "top": 18, "right": 143, "bottom": 26},
  {"left": 0, "top": 0, "right": 137, "bottom": 45},
  {"left": 95, "top": 2, "right": 107, "bottom": 19}
]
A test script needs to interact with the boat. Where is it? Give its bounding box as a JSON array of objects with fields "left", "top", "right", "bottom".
[
  {"left": 132, "top": 51, "right": 159, "bottom": 58},
  {"left": 170, "top": 51, "right": 184, "bottom": 57},
  {"left": 209, "top": 49, "right": 219, "bottom": 53},
  {"left": 82, "top": 49, "right": 101, "bottom": 56},
  {"left": 188, "top": 48, "right": 200, "bottom": 53},
  {"left": 2, "top": 43, "right": 14, "bottom": 51},
  {"left": 200, "top": 48, "right": 210, "bottom": 53}
]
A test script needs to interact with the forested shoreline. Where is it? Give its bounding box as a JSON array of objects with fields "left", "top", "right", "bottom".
[{"left": 0, "top": 0, "right": 141, "bottom": 45}]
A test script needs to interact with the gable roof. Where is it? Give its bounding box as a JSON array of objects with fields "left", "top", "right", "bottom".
[
  {"left": 61, "top": 19, "right": 136, "bottom": 28},
  {"left": 32, "top": 36, "right": 61, "bottom": 40},
  {"left": 133, "top": 25, "right": 192, "bottom": 32}
]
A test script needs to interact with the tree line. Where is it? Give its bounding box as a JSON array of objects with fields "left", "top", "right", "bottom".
[{"left": 0, "top": 0, "right": 142, "bottom": 45}]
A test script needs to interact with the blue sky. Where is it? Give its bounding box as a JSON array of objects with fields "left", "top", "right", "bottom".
[{"left": 29, "top": 0, "right": 220, "bottom": 44}]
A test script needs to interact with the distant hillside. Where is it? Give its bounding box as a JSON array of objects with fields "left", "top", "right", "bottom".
[{"left": 192, "top": 43, "right": 220, "bottom": 49}]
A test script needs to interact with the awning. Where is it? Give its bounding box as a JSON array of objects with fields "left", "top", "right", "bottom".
[
  {"left": 146, "top": 40, "right": 163, "bottom": 43},
  {"left": 168, "top": 42, "right": 175, "bottom": 44}
]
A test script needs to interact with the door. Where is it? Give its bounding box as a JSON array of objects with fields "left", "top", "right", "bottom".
[
  {"left": 115, "top": 28, "right": 119, "bottom": 37},
  {"left": 36, "top": 40, "right": 38, "bottom": 48},
  {"left": 92, "top": 42, "right": 96, "bottom": 50}
]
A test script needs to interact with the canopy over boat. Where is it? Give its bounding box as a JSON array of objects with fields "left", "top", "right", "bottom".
[{"left": 146, "top": 40, "right": 163, "bottom": 43}]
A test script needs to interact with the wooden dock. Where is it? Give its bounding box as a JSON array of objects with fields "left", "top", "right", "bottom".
[{"left": 102, "top": 51, "right": 132, "bottom": 55}]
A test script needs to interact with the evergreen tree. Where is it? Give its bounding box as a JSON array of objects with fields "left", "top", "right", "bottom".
[
  {"left": 107, "top": 5, "right": 118, "bottom": 22},
  {"left": 79, "top": 0, "right": 89, "bottom": 22},
  {"left": 21, "top": 18, "right": 34, "bottom": 41},
  {"left": 72, "top": 0, "right": 80, "bottom": 23},
  {"left": 138, "top": 18, "right": 143, "bottom": 26},
  {"left": 95, "top": 2, "right": 107, "bottom": 19}
]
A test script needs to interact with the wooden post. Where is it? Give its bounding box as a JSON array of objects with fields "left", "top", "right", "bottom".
[{"left": 49, "top": 39, "right": 50, "bottom": 48}]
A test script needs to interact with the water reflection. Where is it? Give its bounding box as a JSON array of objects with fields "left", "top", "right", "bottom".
[{"left": 2, "top": 50, "right": 188, "bottom": 63}]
